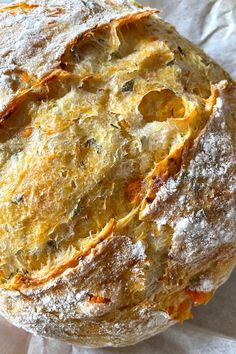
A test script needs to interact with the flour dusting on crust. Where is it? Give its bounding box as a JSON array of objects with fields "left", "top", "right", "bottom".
[
  {"left": 143, "top": 82, "right": 236, "bottom": 268},
  {"left": 0, "top": 236, "right": 175, "bottom": 347}
]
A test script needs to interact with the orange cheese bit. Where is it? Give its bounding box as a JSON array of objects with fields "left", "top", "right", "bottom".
[
  {"left": 167, "top": 306, "right": 175, "bottom": 316},
  {"left": 168, "top": 299, "right": 193, "bottom": 323},
  {"left": 177, "top": 299, "right": 193, "bottom": 323},
  {"left": 0, "top": 3, "right": 39, "bottom": 14},
  {"left": 185, "top": 288, "right": 213, "bottom": 305},
  {"left": 167, "top": 289, "right": 213, "bottom": 323},
  {"left": 126, "top": 178, "right": 143, "bottom": 204},
  {"left": 88, "top": 294, "right": 111, "bottom": 304}
]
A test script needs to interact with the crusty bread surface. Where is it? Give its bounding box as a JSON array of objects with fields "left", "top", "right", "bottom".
[{"left": 0, "top": 0, "right": 235, "bottom": 347}]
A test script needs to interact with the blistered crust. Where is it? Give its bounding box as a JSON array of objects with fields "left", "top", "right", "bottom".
[{"left": 0, "top": 0, "right": 235, "bottom": 348}]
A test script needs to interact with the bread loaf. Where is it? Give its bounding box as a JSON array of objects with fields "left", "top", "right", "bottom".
[{"left": 0, "top": 0, "right": 235, "bottom": 347}]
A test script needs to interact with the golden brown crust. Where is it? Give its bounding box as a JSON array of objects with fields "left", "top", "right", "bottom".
[{"left": 0, "top": 0, "right": 235, "bottom": 347}]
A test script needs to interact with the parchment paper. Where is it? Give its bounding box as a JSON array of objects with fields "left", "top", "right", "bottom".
[{"left": 0, "top": 0, "right": 235, "bottom": 353}]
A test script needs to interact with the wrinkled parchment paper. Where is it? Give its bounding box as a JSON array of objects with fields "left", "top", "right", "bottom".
[{"left": 0, "top": 0, "right": 235, "bottom": 353}]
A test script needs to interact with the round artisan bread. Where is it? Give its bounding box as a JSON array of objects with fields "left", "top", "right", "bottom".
[{"left": 0, "top": 0, "right": 235, "bottom": 347}]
